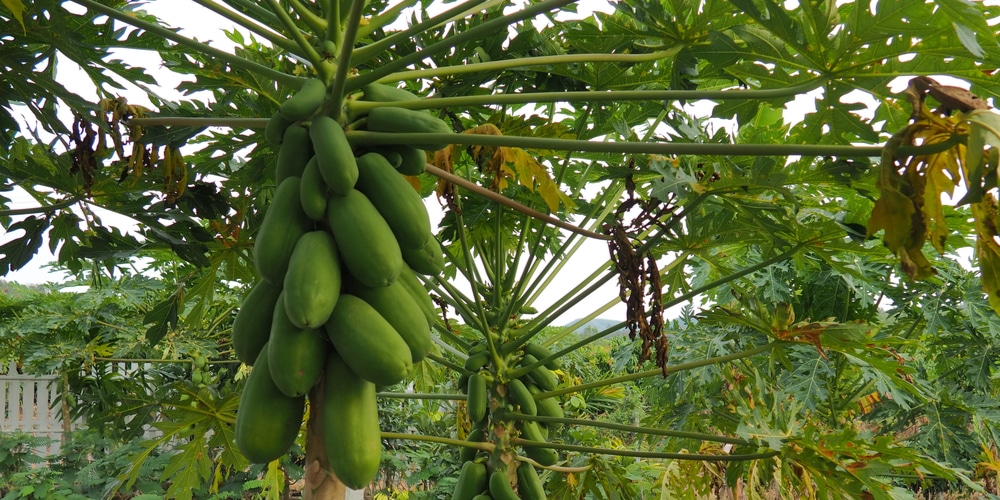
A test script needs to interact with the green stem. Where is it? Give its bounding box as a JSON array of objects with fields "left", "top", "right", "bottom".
[
  {"left": 427, "top": 352, "right": 468, "bottom": 374},
  {"left": 347, "top": 0, "right": 576, "bottom": 91},
  {"left": 496, "top": 212, "right": 532, "bottom": 333},
  {"left": 506, "top": 412, "right": 752, "bottom": 445},
  {"left": 125, "top": 116, "right": 960, "bottom": 159},
  {"left": 509, "top": 263, "right": 614, "bottom": 354},
  {"left": 0, "top": 195, "right": 84, "bottom": 216},
  {"left": 432, "top": 322, "right": 472, "bottom": 353},
  {"left": 191, "top": 0, "right": 304, "bottom": 55},
  {"left": 327, "top": 0, "right": 365, "bottom": 120},
  {"left": 220, "top": 0, "right": 288, "bottom": 32},
  {"left": 453, "top": 196, "right": 492, "bottom": 336},
  {"left": 383, "top": 432, "right": 494, "bottom": 451},
  {"left": 325, "top": 0, "right": 342, "bottom": 47},
  {"left": 538, "top": 320, "right": 627, "bottom": 367},
  {"left": 346, "top": 80, "right": 827, "bottom": 113},
  {"left": 378, "top": 49, "right": 684, "bottom": 83},
  {"left": 535, "top": 294, "right": 621, "bottom": 350},
  {"left": 512, "top": 439, "right": 779, "bottom": 461},
  {"left": 533, "top": 343, "right": 780, "bottom": 400},
  {"left": 70, "top": 0, "right": 305, "bottom": 89},
  {"left": 376, "top": 392, "right": 466, "bottom": 401},
  {"left": 430, "top": 273, "right": 483, "bottom": 330},
  {"left": 523, "top": 184, "right": 623, "bottom": 307},
  {"left": 286, "top": 0, "right": 328, "bottom": 35},
  {"left": 355, "top": 0, "right": 420, "bottom": 39},
  {"left": 263, "top": 0, "right": 323, "bottom": 68},
  {"left": 348, "top": 131, "right": 957, "bottom": 157},
  {"left": 350, "top": 0, "right": 496, "bottom": 64}
]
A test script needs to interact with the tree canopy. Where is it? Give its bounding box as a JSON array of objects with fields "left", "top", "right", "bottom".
[{"left": 4, "top": 0, "right": 1000, "bottom": 498}]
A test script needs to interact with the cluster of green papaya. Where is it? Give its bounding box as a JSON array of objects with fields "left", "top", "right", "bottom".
[
  {"left": 189, "top": 353, "right": 209, "bottom": 386},
  {"left": 454, "top": 342, "right": 565, "bottom": 499},
  {"left": 230, "top": 79, "right": 449, "bottom": 489}
]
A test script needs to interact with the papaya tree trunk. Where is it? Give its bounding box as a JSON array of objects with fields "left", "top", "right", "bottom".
[{"left": 303, "top": 378, "right": 347, "bottom": 500}]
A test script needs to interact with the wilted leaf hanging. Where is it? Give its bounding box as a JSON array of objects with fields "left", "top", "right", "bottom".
[{"left": 868, "top": 77, "right": 1000, "bottom": 314}]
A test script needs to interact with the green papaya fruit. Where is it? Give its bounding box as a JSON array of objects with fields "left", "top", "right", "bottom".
[
  {"left": 349, "top": 279, "right": 431, "bottom": 363},
  {"left": 299, "top": 156, "right": 329, "bottom": 221},
  {"left": 321, "top": 350, "right": 382, "bottom": 490},
  {"left": 467, "top": 373, "right": 488, "bottom": 423},
  {"left": 309, "top": 114, "right": 359, "bottom": 196},
  {"left": 275, "top": 125, "right": 312, "bottom": 182},
  {"left": 397, "top": 264, "right": 436, "bottom": 325},
  {"left": 452, "top": 461, "right": 488, "bottom": 500},
  {"left": 279, "top": 78, "right": 326, "bottom": 121},
  {"left": 403, "top": 236, "right": 445, "bottom": 276},
  {"left": 326, "top": 188, "right": 403, "bottom": 287},
  {"left": 355, "top": 152, "right": 433, "bottom": 249},
  {"left": 283, "top": 230, "right": 342, "bottom": 329},
  {"left": 324, "top": 294, "right": 412, "bottom": 387},
  {"left": 267, "top": 292, "right": 328, "bottom": 397},
  {"left": 232, "top": 280, "right": 281, "bottom": 365},
  {"left": 234, "top": 342, "right": 305, "bottom": 463},
  {"left": 254, "top": 176, "right": 313, "bottom": 285}
]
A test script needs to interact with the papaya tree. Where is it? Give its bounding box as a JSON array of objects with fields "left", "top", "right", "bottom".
[{"left": 3, "top": 0, "right": 1000, "bottom": 499}]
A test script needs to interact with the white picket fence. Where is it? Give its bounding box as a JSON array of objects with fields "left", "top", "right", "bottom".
[{"left": 0, "top": 360, "right": 82, "bottom": 456}]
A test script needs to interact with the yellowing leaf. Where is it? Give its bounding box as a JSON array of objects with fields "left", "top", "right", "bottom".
[
  {"left": 972, "top": 195, "right": 1000, "bottom": 314},
  {"left": 3, "top": 0, "right": 27, "bottom": 33},
  {"left": 464, "top": 123, "right": 575, "bottom": 212}
]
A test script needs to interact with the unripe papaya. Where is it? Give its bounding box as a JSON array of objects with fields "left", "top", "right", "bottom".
[
  {"left": 489, "top": 470, "right": 519, "bottom": 500},
  {"left": 365, "top": 106, "right": 453, "bottom": 151},
  {"left": 521, "top": 354, "right": 558, "bottom": 392},
  {"left": 465, "top": 351, "right": 490, "bottom": 372},
  {"left": 355, "top": 152, "right": 432, "bottom": 249},
  {"left": 349, "top": 279, "right": 431, "bottom": 363},
  {"left": 403, "top": 236, "right": 445, "bottom": 276},
  {"left": 382, "top": 144, "right": 428, "bottom": 175},
  {"left": 519, "top": 421, "right": 557, "bottom": 466},
  {"left": 397, "top": 264, "right": 436, "bottom": 325},
  {"left": 467, "top": 373, "right": 488, "bottom": 424},
  {"left": 508, "top": 378, "right": 537, "bottom": 416},
  {"left": 268, "top": 293, "right": 328, "bottom": 397},
  {"left": 529, "top": 384, "right": 564, "bottom": 428},
  {"left": 232, "top": 280, "right": 281, "bottom": 365},
  {"left": 310, "top": 115, "right": 358, "bottom": 196},
  {"left": 362, "top": 83, "right": 421, "bottom": 103},
  {"left": 265, "top": 110, "right": 293, "bottom": 146},
  {"left": 524, "top": 342, "right": 562, "bottom": 370},
  {"left": 516, "top": 463, "right": 547, "bottom": 500},
  {"left": 452, "top": 461, "right": 488, "bottom": 500},
  {"left": 460, "top": 427, "right": 486, "bottom": 463},
  {"left": 321, "top": 350, "right": 382, "bottom": 490},
  {"left": 279, "top": 77, "right": 326, "bottom": 121},
  {"left": 235, "top": 342, "right": 305, "bottom": 463},
  {"left": 326, "top": 189, "right": 403, "bottom": 287},
  {"left": 254, "top": 176, "right": 313, "bottom": 285},
  {"left": 283, "top": 230, "right": 342, "bottom": 328},
  {"left": 324, "top": 294, "right": 412, "bottom": 387},
  {"left": 299, "top": 156, "right": 329, "bottom": 221},
  {"left": 275, "top": 125, "right": 312, "bottom": 182}
]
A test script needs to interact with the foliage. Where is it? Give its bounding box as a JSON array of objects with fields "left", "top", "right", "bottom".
[{"left": 4, "top": 0, "right": 1000, "bottom": 498}]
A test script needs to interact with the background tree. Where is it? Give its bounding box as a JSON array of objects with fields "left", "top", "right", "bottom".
[{"left": 3, "top": 0, "right": 1000, "bottom": 499}]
